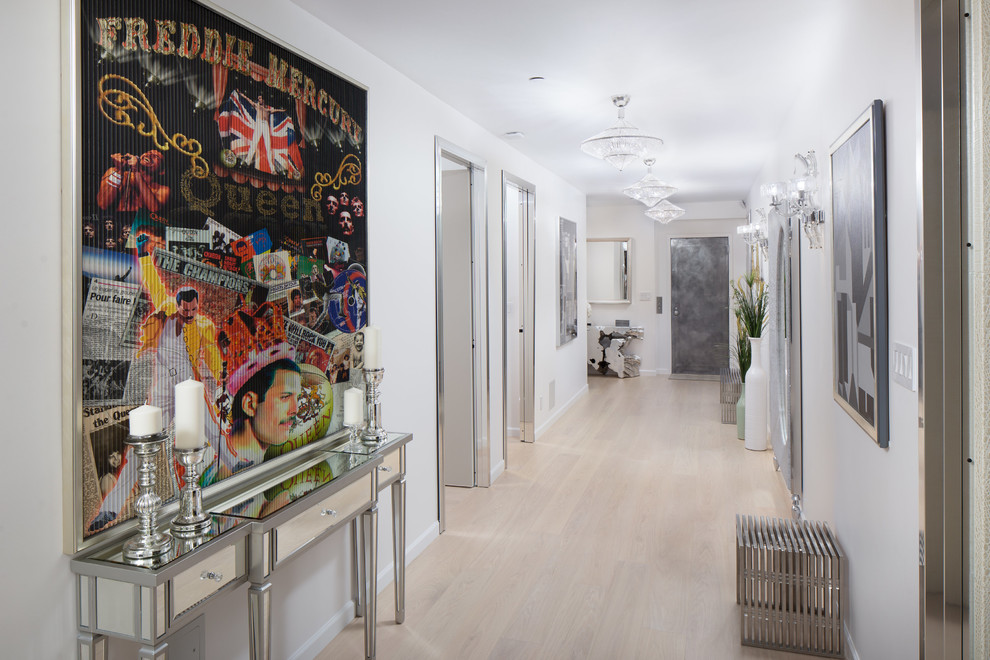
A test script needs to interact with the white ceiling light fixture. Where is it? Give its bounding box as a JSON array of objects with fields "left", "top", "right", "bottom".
[
  {"left": 623, "top": 158, "right": 677, "bottom": 206},
  {"left": 580, "top": 95, "right": 664, "bottom": 171},
  {"left": 645, "top": 199, "right": 686, "bottom": 224}
]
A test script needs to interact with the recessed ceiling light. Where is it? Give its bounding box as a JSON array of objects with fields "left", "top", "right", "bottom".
[
  {"left": 528, "top": 76, "right": 545, "bottom": 82},
  {"left": 503, "top": 131, "right": 526, "bottom": 140}
]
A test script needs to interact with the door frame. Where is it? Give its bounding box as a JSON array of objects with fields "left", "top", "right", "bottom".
[
  {"left": 667, "top": 233, "right": 732, "bottom": 376},
  {"left": 502, "top": 172, "right": 536, "bottom": 450},
  {"left": 918, "top": 0, "right": 967, "bottom": 655},
  {"left": 435, "top": 138, "right": 490, "bottom": 533}
]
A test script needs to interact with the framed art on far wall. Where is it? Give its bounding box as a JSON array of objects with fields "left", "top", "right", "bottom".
[
  {"left": 557, "top": 217, "right": 578, "bottom": 346},
  {"left": 830, "top": 99, "right": 888, "bottom": 448}
]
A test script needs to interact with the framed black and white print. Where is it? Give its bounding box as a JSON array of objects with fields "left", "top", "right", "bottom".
[
  {"left": 557, "top": 217, "right": 578, "bottom": 346},
  {"left": 830, "top": 99, "right": 888, "bottom": 448}
]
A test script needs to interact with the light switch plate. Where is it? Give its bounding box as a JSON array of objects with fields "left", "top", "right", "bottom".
[
  {"left": 892, "top": 342, "right": 917, "bottom": 391},
  {"left": 639, "top": 292, "right": 652, "bottom": 301}
]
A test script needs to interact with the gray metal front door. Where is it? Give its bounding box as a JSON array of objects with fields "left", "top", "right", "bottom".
[{"left": 670, "top": 237, "right": 730, "bottom": 375}]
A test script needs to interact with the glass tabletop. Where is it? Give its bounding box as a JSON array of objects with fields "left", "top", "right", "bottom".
[
  {"left": 329, "top": 431, "right": 405, "bottom": 456},
  {"left": 210, "top": 451, "right": 372, "bottom": 520},
  {"left": 87, "top": 515, "right": 242, "bottom": 569}
]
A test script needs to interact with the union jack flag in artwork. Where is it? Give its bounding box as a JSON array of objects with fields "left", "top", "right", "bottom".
[{"left": 217, "top": 89, "right": 304, "bottom": 178}]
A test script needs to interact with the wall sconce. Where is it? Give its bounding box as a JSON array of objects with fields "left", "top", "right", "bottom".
[
  {"left": 789, "top": 151, "right": 825, "bottom": 249},
  {"left": 737, "top": 207, "right": 768, "bottom": 258},
  {"left": 759, "top": 150, "right": 825, "bottom": 249}
]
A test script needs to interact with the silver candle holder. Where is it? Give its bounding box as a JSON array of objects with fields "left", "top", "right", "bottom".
[
  {"left": 361, "top": 368, "right": 387, "bottom": 444},
  {"left": 170, "top": 446, "right": 212, "bottom": 538},
  {"left": 122, "top": 432, "right": 173, "bottom": 562},
  {"left": 344, "top": 422, "right": 362, "bottom": 447}
]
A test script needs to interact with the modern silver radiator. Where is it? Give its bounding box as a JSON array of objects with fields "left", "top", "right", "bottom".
[
  {"left": 720, "top": 368, "right": 741, "bottom": 424},
  {"left": 735, "top": 515, "right": 846, "bottom": 657}
]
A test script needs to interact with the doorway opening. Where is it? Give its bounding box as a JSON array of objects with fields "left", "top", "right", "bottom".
[
  {"left": 435, "top": 139, "right": 489, "bottom": 533},
  {"left": 502, "top": 173, "right": 536, "bottom": 450}
]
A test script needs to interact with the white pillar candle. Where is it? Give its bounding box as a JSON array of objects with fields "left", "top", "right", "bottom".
[
  {"left": 129, "top": 404, "right": 163, "bottom": 437},
  {"left": 363, "top": 325, "right": 382, "bottom": 369},
  {"left": 343, "top": 387, "right": 364, "bottom": 426},
  {"left": 174, "top": 379, "right": 206, "bottom": 449}
]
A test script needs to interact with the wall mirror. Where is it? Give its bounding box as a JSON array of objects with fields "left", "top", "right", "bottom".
[{"left": 587, "top": 238, "right": 631, "bottom": 303}]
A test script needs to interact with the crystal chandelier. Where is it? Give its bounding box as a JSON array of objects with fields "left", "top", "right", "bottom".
[
  {"left": 580, "top": 95, "right": 664, "bottom": 171},
  {"left": 645, "top": 199, "right": 686, "bottom": 224},
  {"left": 623, "top": 158, "right": 677, "bottom": 206}
]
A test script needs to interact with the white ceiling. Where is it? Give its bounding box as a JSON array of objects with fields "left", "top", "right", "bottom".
[{"left": 290, "top": 0, "right": 836, "bottom": 204}]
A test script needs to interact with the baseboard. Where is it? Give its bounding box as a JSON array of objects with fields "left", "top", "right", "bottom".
[
  {"left": 657, "top": 368, "right": 671, "bottom": 375},
  {"left": 490, "top": 459, "right": 505, "bottom": 483},
  {"left": 287, "top": 599, "right": 355, "bottom": 660},
  {"left": 843, "top": 621, "right": 860, "bottom": 660},
  {"left": 403, "top": 521, "right": 440, "bottom": 573},
  {"left": 535, "top": 384, "right": 589, "bottom": 438},
  {"left": 375, "top": 520, "right": 440, "bottom": 591},
  {"left": 639, "top": 369, "right": 658, "bottom": 376},
  {"left": 507, "top": 427, "right": 520, "bottom": 438}
]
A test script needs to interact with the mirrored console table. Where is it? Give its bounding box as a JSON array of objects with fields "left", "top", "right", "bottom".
[
  {"left": 588, "top": 325, "right": 643, "bottom": 378},
  {"left": 71, "top": 431, "right": 412, "bottom": 660}
]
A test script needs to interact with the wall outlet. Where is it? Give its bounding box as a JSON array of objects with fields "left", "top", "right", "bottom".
[{"left": 892, "top": 342, "right": 917, "bottom": 392}]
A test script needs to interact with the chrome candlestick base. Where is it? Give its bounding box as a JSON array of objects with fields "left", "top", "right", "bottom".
[
  {"left": 171, "top": 446, "right": 212, "bottom": 538},
  {"left": 361, "top": 368, "right": 387, "bottom": 444},
  {"left": 122, "top": 432, "right": 173, "bottom": 562},
  {"left": 344, "top": 423, "right": 362, "bottom": 447}
]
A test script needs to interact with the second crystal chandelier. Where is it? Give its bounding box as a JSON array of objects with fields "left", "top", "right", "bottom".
[{"left": 582, "top": 95, "right": 684, "bottom": 223}]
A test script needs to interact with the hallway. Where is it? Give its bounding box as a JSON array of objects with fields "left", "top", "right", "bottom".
[{"left": 318, "top": 375, "right": 805, "bottom": 659}]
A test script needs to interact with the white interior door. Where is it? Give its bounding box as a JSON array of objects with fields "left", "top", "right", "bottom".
[
  {"left": 439, "top": 159, "right": 475, "bottom": 487},
  {"left": 503, "top": 174, "right": 535, "bottom": 446}
]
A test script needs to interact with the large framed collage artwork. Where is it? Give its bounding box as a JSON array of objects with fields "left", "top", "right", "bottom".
[{"left": 62, "top": 0, "right": 370, "bottom": 552}]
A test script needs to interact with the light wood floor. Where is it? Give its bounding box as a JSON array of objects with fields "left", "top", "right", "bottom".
[{"left": 317, "top": 375, "right": 808, "bottom": 659}]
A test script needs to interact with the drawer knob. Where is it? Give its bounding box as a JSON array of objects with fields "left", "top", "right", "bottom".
[
  {"left": 378, "top": 465, "right": 393, "bottom": 473},
  {"left": 321, "top": 508, "right": 338, "bottom": 517},
  {"left": 200, "top": 571, "right": 223, "bottom": 583}
]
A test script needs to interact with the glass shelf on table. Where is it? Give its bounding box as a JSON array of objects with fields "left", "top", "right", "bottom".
[
  {"left": 327, "top": 431, "right": 405, "bottom": 456},
  {"left": 87, "top": 515, "right": 243, "bottom": 569},
  {"left": 210, "top": 451, "right": 373, "bottom": 521}
]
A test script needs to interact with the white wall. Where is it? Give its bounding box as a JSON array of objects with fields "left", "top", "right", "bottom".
[
  {"left": 535, "top": 187, "right": 589, "bottom": 436},
  {"left": 745, "top": 1, "right": 921, "bottom": 657},
  {"left": 587, "top": 201, "right": 748, "bottom": 374},
  {"left": 0, "top": 1, "right": 586, "bottom": 658}
]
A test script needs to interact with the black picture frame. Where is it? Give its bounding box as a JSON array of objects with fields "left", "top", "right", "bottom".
[{"left": 830, "top": 99, "right": 888, "bottom": 448}]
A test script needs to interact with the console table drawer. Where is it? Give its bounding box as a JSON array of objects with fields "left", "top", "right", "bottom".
[
  {"left": 172, "top": 542, "right": 245, "bottom": 616},
  {"left": 274, "top": 473, "right": 373, "bottom": 564},
  {"left": 377, "top": 448, "right": 402, "bottom": 484}
]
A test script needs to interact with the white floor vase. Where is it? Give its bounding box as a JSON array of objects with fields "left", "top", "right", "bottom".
[{"left": 744, "top": 337, "right": 768, "bottom": 451}]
